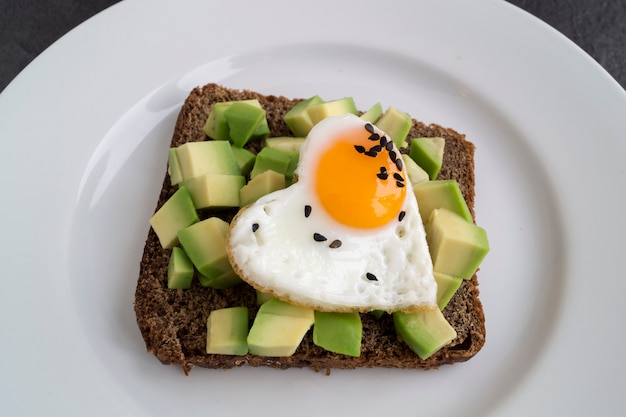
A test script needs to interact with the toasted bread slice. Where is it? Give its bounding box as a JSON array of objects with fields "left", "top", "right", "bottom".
[{"left": 134, "top": 83, "right": 485, "bottom": 374}]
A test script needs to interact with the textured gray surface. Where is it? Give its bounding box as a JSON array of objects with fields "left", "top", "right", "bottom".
[{"left": 1, "top": 0, "right": 625, "bottom": 92}]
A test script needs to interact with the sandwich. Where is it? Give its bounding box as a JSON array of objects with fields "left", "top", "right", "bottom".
[{"left": 134, "top": 83, "right": 488, "bottom": 375}]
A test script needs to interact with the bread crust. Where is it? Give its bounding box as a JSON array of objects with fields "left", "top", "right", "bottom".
[{"left": 134, "top": 83, "right": 485, "bottom": 375}]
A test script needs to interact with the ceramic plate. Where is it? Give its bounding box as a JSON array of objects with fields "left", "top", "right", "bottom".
[{"left": 1, "top": 0, "right": 625, "bottom": 416}]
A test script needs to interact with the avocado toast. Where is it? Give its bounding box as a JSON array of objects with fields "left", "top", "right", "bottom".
[{"left": 134, "top": 83, "right": 486, "bottom": 375}]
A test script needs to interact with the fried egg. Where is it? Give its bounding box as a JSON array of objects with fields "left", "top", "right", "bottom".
[{"left": 227, "top": 114, "right": 437, "bottom": 312}]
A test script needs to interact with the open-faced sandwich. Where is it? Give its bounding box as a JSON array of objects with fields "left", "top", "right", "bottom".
[{"left": 134, "top": 83, "right": 489, "bottom": 375}]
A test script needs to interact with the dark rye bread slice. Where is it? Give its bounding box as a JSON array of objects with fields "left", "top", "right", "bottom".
[{"left": 135, "top": 83, "right": 485, "bottom": 375}]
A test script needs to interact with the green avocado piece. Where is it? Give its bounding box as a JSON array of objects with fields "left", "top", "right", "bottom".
[
  {"left": 203, "top": 99, "right": 269, "bottom": 142},
  {"left": 175, "top": 140, "right": 241, "bottom": 181},
  {"left": 359, "top": 102, "right": 383, "bottom": 123},
  {"left": 181, "top": 174, "right": 245, "bottom": 209},
  {"left": 435, "top": 272, "right": 463, "bottom": 310},
  {"left": 393, "top": 308, "right": 457, "bottom": 360},
  {"left": 255, "top": 290, "right": 274, "bottom": 305},
  {"left": 413, "top": 179, "right": 473, "bottom": 224},
  {"left": 198, "top": 269, "right": 243, "bottom": 289},
  {"left": 167, "top": 148, "right": 184, "bottom": 186},
  {"left": 149, "top": 186, "right": 199, "bottom": 249},
  {"left": 178, "top": 217, "right": 233, "bottom": 279},
  {"left": 230, "top": 146, "right": 256, "bottom": 177},
  {"left": 239, "top": 170, "right": 286, "bottom": 207},
  {"left": 264, "top": 136, "right": 305, "bottom": 153},
  {"left": 249, "top": 147, "right": 296, "bottom": 180},
  {"left": 306, "top": 97, "right": 358, "bottom": 125},
  {"left": 167, "top": 246, "right": 195, "bottom": 289},
  {"left": 409, "top": 137, "right": 445, "bottom": 180},
  {"left": 425, "top": 208, "right": 489, "bottom": 280},
  {"left": 401, "top": 154, "right": 430, "bottom": 186},
  {"left": 313, "top": 311, "right": 362, "bottom": 357},
  {"left": 247, "top": 298, "right": 314, "bottom": 356},
  {"left": 376, "top": 106, "right": 412, "bottom": 149},
  {"left": 206, "top": 306, "right": 249, "bottom": 355},
  {"left": 224, "top": 101, "right": 268, "bottom": 147},
  {"left": 283, "top": 95, "right": 324, "bottom": 137}
]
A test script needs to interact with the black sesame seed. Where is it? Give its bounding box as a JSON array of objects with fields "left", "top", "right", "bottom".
[
  {"left": 364, "top": 150, "right": 378, "bottom": 157},
  {"left": 385, "top": 141, "right": 394, "bottom": 151},
  {"left": 304, "top": 205, "right": 312, "bottom": 218},
  {"left": 376, "top": 172, "right": 388, "bottom": 180},
  {"left": 368, "top": 133, "right": 380, "bottom": 141},
  {"left": 313, "top": 233, "right": 327, "bottom": 242},
  {"left": 354, "top": 145, "right": 365, "bottom": 153},
  {"left": 396, "top": 181, "right": 405, "bottom": 188},
  {"left": 369, "top": 145, "right": 382, "bottom": 153},
  {"left": 329, "top": 239, "right": 342, "bottom": 249},
  {"left": 393, "top": 173, "right": 404, "bottom": 182},
  {"left": 252, "top": 223, "right": 259, "bottom": 232},
  {"left": 380, "top": 136, "right": 388, "bottom": 147},
  {"left": 364, "top": 123, "right": 375, "bottom": 134},
  {"left": 366, "top": 272, "right": 378, "bottom": 281},
  {"left": 398, "top": 211, "right": 406, "bottom": 222},
  {"left": 395, "top": 158, "right": 403, "bottom": 171},
  {"left": 389, "top": 150, "right": 397, "bottom": 162}
]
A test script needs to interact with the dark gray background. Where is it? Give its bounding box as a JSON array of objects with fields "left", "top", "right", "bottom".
[{"left": 1, "top": 0, "right": 625, "bottom": 93}]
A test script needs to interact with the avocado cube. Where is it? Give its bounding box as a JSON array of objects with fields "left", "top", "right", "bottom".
[
  {"left": 249, "top": 147, "right": 296, "bottom": 179},
  {"left": 306, "top": 97, "right": 358, "bottom": 125},
  {"left": 247, "top": 299, "right": 314, "bottom": 357},
  {"left": 255, "top": 290, "right": 274, "bottom": 305},
  {"left": 359, "top": 102, "right": 383, "bottom": 123},
  {"left": 376, "top": 106, "right": 412, "bottom": 149},
  {"left": 206, "top": 307, "right": 249, "bottom": 355},
  {"left": 425, "top": 208, "right": 489, "bottom": 280},
  {"left": 167, "top": 247, "right": 195, "bottom": 289},
  {"left": 167, "top": 148, "right": 184, "bottom": 185},
  {"left": 435, "top": 272, "right": 463, "bottom": 310},
  {"left": 149, "top": 186, "right": 199, "bottom": 249},
  {"left": 401, "top": 154, "right": 430, "bottom": 186},
  {"left": 413, "top": 179, "right": 473, "bottom": 224},
  {"left": 409, "top": 137, "right": 445, "bottom": 180},
  {"left": 203, "top": 101, "right": 231, "bottom": 140},
  {"left": 239, "top": 170, "right": 286, "bottom": 207},
  {"left": 178, "top": 217, "right": 233, "bottom": 279},
  {"left": 313, "top": 311, "right": 362, "bottom": 357},
  {"left": 224, "top": 101, "right": 268, "bottom": 147},
  {"left": 284, "top": 95, "right": 324, "bottom": 137},
  {"left": 230, "top": 146, "right": 256, "bottom": 177},
  {"left": 264, "top": 136, "right": 305, "bottom": 153},
  {"left": 393, "top": 308, "right": 457, "bottom": 360},
  {"left": 175, "top": 140, "right": 241, "bottom": 180},
  {"left": 198, "top": 269, "right": 243, "bottom": 289},
  {"left": 181, "top": 174, "right": 245, "bottom": 209}
]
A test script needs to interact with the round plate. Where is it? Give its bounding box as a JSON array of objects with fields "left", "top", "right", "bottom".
[{"left": 1, "top": 0, "right": 625, "bottom": 416}]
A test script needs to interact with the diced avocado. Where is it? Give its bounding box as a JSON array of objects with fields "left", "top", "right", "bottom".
[
  {"left": 413, "top": 179, "right": 473, "bottom": 223},
  {"left": 181, "top": 174, "right": 245, "bottom": 209},
  {"left": 167, "top": 148, "right": 184, "bottom": 185},
  {"left": 177, "top": 217, "right": 233, "bottom": 279},
  {"left": 376, "top": 106, "right": 412, "bottom": 149},
  {"left": 425, "top": 208, "right": 489, "bottom": 280},
  {"left": 167, "top": 246, "right": 195, "bottom": 289},
  {"left": 313, "top": 311, "right": 362, "bottom": 357},
  {"left": 256, "top": 290, "right": 274, "bottom": 305},
  {"left": 206, "top": 307, "right": 249, "bottom": 355},
  {"left": 435, "top": 272, "right": 463, "bottom": 310},
  {"left": 149, "top": 186, "right": 199, "bottom": 249},
  {"left": 198, "top": 269, "right": 243, "bottom": 289},
  {"left": 247, "top": 298, "right": 314, "bottom": 356},
  {"left": 264, "top": 136, "right": 305, "bottom": 153},
  {"left": 401, "top": 154, "right": 430, "bottom": 186},
  {"left": 283, "top": 95, "right": 324, "bottom": 137},
  {"left": 360, "top": 102, "right": 383, "bottom": 123},
  {"left": 230, "top": 146, "right": 256, "bottom": 177},
  {"left": 409, "top": 137, "right": 445, "bottom": 180},
  {"left": 175, "top": 140, "right": 241, "bottom": 181},
  {"left": 203, "top": 99, "right": 269, "bottom": 142},
  {"left": 249, "top": 147, "right": 295, "bottom": 180},
  {"left": 239, "top": 170, "right": 286, "bottom": 207},
  {"left": 224, "top": 101, "right": 268, "bottom": 147},
  {"left": 393, "top": 308, "right": 457, "bottom": 360},
  {"left": 306, "top": 97, "right": 358, "bottom": 125}
]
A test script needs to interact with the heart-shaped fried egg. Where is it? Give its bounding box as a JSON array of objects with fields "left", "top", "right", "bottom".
[{"left": 227, "top": 114, "right": 437, "bottom": 312}]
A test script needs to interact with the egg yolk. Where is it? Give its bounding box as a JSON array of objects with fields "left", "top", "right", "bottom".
[{"left": 314, "top": 125, "right": 407, "bottom": 229}]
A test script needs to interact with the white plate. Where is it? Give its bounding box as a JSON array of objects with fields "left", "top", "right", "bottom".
[{"left": 1, "top": 0, "right": 625, "bottom": 415}]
